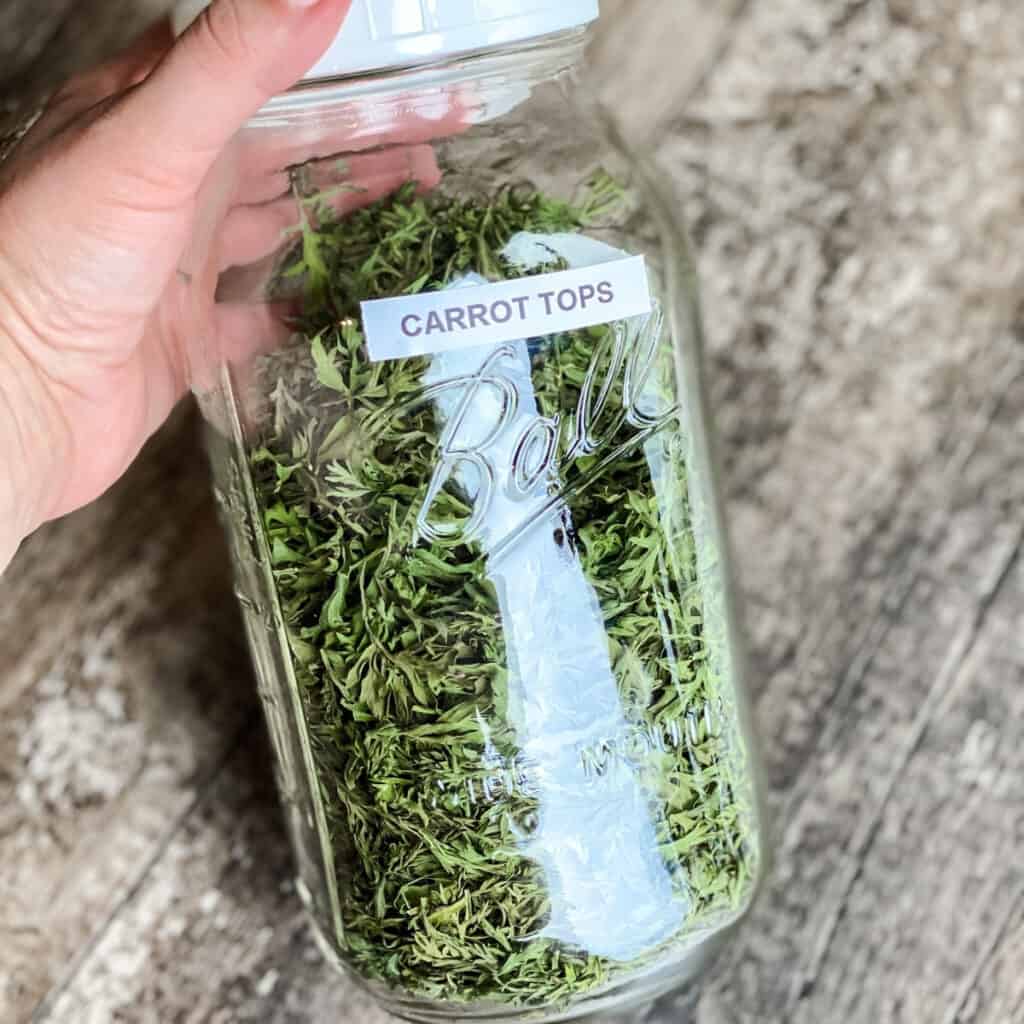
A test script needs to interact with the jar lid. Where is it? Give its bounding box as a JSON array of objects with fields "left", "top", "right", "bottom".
[{"left": 172, "top": 0, "right": 600, "bottom": 81}]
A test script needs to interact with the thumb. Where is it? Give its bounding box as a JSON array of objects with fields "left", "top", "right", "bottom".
[{"left": 101, "top": 0, "right": 352, "bottom": 192}]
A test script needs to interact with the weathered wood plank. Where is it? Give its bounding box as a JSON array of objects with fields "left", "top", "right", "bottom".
[
  {"left": 657, "top": 0, "right": 1024, "bottom": 1016},
  {"left": 791, "top": 529, "right": 1024, "bottom": 1023},
  {"left": 692, "top": 349, "right": 1024, "bottom": 1023},
  {"left": 0, "top": 411, "right": 257, "bottom": 1024},
  {"left": 35, "top": 733, "right": 374, "bottom": 1024},
  {"left": 654, "top": 0, "right": 1024, "bottom": 789}
]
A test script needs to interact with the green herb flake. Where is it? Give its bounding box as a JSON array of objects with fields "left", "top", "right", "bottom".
[{"left": 243, "top": 176, "right": 759, "bottom": 1008}]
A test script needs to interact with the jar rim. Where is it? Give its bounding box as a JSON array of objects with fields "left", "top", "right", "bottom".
[{"left": 245, "top": 27, "right": 589, "bottom": 128}]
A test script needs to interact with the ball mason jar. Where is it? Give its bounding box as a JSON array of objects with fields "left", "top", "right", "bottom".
[{"left": 182, "top": 1, "right": 766, "bottom": 1019}]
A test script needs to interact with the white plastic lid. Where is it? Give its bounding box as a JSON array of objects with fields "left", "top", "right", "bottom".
[{"left": 172, "top": 0, "right": 600, "bottom": 80}]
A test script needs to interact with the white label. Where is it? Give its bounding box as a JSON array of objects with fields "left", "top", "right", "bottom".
[{"left": 360, "top": 255, "right": 652, "bottom": 363}]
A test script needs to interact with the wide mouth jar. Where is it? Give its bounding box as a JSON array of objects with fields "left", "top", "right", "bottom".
[{"left": 188, "top": 13, "right": 767, "bottom": 1023}]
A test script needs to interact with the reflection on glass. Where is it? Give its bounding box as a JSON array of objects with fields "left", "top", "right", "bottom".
[{"left": 423, "top": 239, "right": 687, "bottom": 958}]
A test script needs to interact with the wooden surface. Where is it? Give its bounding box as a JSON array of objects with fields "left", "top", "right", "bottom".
[{"left": 2, "top": 2, "right": 1023, "bottom": 1022}]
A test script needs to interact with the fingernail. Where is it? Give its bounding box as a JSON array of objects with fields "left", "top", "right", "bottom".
[{"left": 286, "top": 0, "right": 324, "bottom": 7}]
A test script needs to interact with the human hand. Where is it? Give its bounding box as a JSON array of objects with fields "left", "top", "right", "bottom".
[{"left": 0, "top": 0, "right": 352, "bottom": 571}]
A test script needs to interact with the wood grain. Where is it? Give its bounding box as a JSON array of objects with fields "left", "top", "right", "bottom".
[
  {"left": 0, "top": 410, "right": 255, "bottom": 1023},
  {"left": 2, "top": 1, "right": 1024, "bottom": 1022}
]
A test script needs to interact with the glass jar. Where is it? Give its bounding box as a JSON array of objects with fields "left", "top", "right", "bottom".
[{"left": 186, "top": 3, "right": 765, "bottom": 1020}]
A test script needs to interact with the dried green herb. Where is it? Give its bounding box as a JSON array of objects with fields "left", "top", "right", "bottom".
[{"left": 246, "top": 177, "right": 758, "bottom": 1007}]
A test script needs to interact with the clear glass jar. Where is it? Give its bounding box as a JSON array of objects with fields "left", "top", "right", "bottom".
[{"left": 191, "top": 21, "right": 765, "bottom": 1024}]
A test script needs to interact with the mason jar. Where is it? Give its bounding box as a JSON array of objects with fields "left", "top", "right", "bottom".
[{"left": 179, "top": 0, "right": 766, "bottom": 1019}]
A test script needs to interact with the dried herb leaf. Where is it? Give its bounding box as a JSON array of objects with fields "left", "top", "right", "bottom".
[{"left": 245, "top": 177, "right": 759, "bottom": 1008}]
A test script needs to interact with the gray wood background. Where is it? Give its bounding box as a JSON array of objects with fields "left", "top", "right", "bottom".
[{"left": 2, "top": 1, "right": 1023, "bottom": 1022}]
